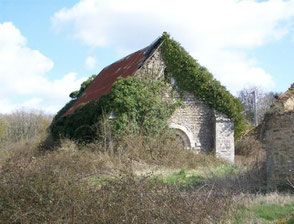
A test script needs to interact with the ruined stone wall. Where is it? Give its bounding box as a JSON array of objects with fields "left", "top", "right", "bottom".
[
  {"left": 265, "top": 112, "right": 294, "bottom": 189},
  {"left": 135, "top": 45, "right": 166, "bottom": 80},
  {"left": 214, "top": 112, "right": 235, "bottom": 163},
  {"left": 169, "top": 92, "right": 215, "bottom": 153},
  {"left": 135, "top": 46, "right": 235, "bottom": 162}
]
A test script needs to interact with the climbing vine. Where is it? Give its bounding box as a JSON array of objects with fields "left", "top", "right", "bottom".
[
  {"left": 160, "top": 33, "right": 245, "bottom": 141},
  {"left": 69, "top": 74, "right": 97, "bottom": 99},
  {"left": 51, "top": 33, "right": 245, "bottom": 143},
  {"left": 50, "top": 77, "right": 178, "bottom": 142},
  {"left": 110, "top": 77, "right": 179, "bottom": 136}
]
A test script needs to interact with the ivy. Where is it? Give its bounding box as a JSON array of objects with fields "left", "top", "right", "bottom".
[
  {"left": 51, "top": 33, "right": 245, "bottom": 143},
  {"left": 69, "top": 74, "right": 97, "bottom": 99},
  {"left": 110, "top": 77, "right": 178, "bottom": 137},
  {"left": 160, "top": 33, "right": 245, "bottom": 141},
  {"left": 50, "top": 99, "right": 77, "bottom": 140},
  {"left": 50, "top": 77, "right": 178, "bottom": 142}
]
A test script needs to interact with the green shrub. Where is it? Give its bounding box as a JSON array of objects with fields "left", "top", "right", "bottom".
[
  {"left": 50, "top": 77, "right": 178, "bottom": 142},
  {"left": 69, "top": 74, "right": 97, "bottom": 99}
]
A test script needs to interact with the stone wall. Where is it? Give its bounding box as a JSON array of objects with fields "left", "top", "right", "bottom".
[
  {"left": 214, "top": 112, "right": 235, "bottom": 163},
  {"left": 135, "top": 45, "right": 166, "bottom": 80},
  {"left": 135, "top": 46, "right": 235, "bottom": 162},
  {"left": 169, "top": 92, "right": 215, "bottom": 153},
  {"left": 264, "top": 112, "right": 294, "bottom": 189}
]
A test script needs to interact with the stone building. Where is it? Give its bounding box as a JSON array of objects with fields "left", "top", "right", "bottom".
[
  {"left": 262, "top": 84, "right": 294, "bottom": 188},
  {"left": 63, "top": 35, "right": 235, "bottom": 163}
]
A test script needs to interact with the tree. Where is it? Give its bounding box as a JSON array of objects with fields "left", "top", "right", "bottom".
[
  {"left": 237, "top": 86, "right": 277, "bottom": 125},
  {"left": 3, "top": 110, "right": 52, "bottom": 142}
]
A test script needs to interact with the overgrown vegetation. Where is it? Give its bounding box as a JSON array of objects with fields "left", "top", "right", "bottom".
[
  {"left": 1, "top": 110, "right": 294, "bottom": 223},
  {"left": 0, "top": 146, "right": 234, "bottom": 223},
  {"left": 69, "top": 74, "right": 97, "bottom": 99},
  {"left": 51, "top": 33, "right": 245, "bottom": 143},
  {"left": 50, "top": 77, "right": 178, "bottom": 142},
  {"left": 3, "top": 33, "right": 292, "bottom": 223},
  {"left": 160, "top": 33, "right": 245, "bottom": 141},
  {"left": 232, "top": 193, "right": 294, "bottom": 223},
  {"left": 1, "top": 118, "right": 236, "bottom": 223}
]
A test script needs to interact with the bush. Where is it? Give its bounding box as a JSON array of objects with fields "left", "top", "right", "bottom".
[
  {"left": 50, "top": 77, "right": 178, "bottom": 142},
  {"left": 85, "top": 121, "right": 226, "bottom": 170},
  {"left": 0, "top": 141, "right": 235, "bottom": 223},
  {"left": 235, "top": 135, "right": 265, "bottom": 157}
]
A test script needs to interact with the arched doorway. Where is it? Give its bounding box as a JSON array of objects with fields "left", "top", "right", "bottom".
[{"left": 169, "top": 123, "right": 195, "bottom": 149}]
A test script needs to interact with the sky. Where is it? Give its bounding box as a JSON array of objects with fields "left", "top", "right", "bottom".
[{"left": 0, "top": 0, "right": 294, "bottom": 114}]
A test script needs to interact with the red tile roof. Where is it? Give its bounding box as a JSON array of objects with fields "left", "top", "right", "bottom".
[{"left": 62, "top": 47, "right": 150, "bottom": 117}]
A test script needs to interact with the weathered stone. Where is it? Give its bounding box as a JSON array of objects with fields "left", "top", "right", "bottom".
[
  {"left": 262, "top": 84, "right": 294, "bottom": 189},
  {"left": 215, "top": 112, "right": 235, "bottom": 163},
  {"left": 264, "top": 112, "right": 294, "bottom": 189},
  {"left": 61, "top": 35, "right": 236, "bottom": 163},
  {"left": 136, "top": 47, "right": 235, "bottom": 162}
]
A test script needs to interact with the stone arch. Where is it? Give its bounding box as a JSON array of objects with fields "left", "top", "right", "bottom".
[{"left": 169, "top": 123, "right": 196, "bottom": 149}]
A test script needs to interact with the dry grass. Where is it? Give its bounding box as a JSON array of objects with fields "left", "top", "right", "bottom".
[
  {"left": 97, "top": 131, "right": 225, "bottom": 170},
  {"left": 235, "top": 134, "right": 265, "bottom": 158},
  {"left": 249, "top": 192, "right": 294, "bottom": 206},
  {"left": 0, "top": 115, "right": 286, "bottom": 224},
  {"left": 0, "top": 136, "right": 237, "bottom": 224}
]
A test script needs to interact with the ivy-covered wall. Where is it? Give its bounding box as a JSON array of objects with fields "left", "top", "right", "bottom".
[
  {"left": 160, "top": 33, "right": 245, "bottom": 141},
  {"left": 50, "top": 33, "right": 245, "bottom": 144},
  {"left": 50, "top": 77, "right": 178, "bottom": 142}
]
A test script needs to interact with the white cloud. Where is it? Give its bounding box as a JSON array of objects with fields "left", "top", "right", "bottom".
[
  {"left": 85, "top": 56, "right": 97, "bottom": 70},
  {"left": 52, "top": 0, "right": 294, "bottom": 93},
  {"left": 0, "top": 22, "right": 86, "bottom": 114}
]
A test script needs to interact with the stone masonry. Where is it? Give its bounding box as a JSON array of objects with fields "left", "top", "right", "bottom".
[
  {"left": 214, "top": 112, "right": 235, "bottom": 163},
  {"left": 263, "top": 84, "right": 294, "bottom": 189},
  {"left": 135, "top": 44, "right": 235, "bottom": 163},
  {"left": 62, "top": 35, "right": 236, "bottom": 163},
  {"left": 264, "top": 112, "right": 294, "bottom": 189},
  {"left": 169, "top": 93, "right": 214, "bottom": 152}
]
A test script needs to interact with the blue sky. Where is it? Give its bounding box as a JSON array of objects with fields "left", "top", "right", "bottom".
[{"left": 0, "top": 0, "right": 294, "bottom": 114}]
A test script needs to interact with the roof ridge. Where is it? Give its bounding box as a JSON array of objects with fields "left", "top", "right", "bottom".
[
  {"left": 137, "top": 36, "right": 163, "bottom": 70},
  {"left": 101, "top": 36, "right": 163, "bottom": 72},
  {"left": 102, "top": 47, "right": 149, "bottom": 72}
]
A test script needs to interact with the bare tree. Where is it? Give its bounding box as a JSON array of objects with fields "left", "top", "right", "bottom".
[
  {"left": 237, "top": 86, "right": 277, "bottom": 125},
  {"left": 1, "top": 109, "right": 53, "bottom": 142}
]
